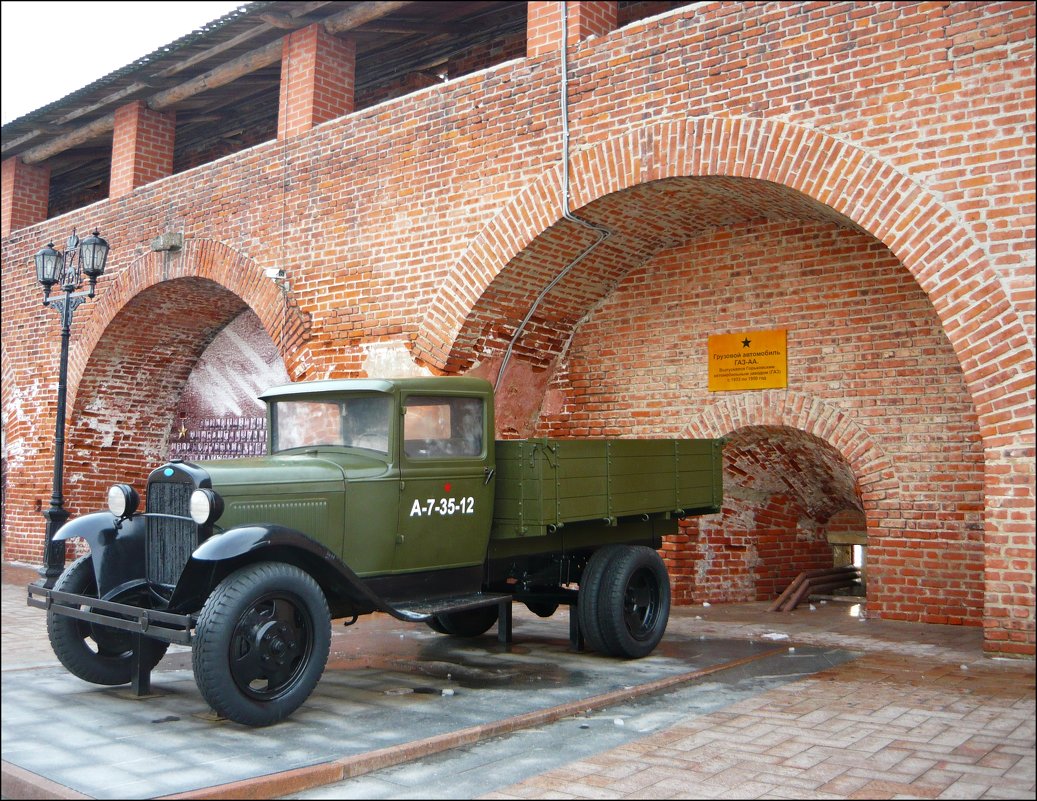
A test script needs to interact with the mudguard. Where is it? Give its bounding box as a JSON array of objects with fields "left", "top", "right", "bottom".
[
  {"left": 52, "top": 511, "right": 147, "bottom": 599},
  {"left": 169, "top": 524, "right": 426, "bottom": 622}
]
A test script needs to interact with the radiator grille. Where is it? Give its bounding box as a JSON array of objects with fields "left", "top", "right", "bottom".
[{"left": 146, "top": 481, "right": 196, "bottom": 586}]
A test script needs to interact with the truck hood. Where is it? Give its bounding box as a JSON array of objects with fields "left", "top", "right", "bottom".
[{"left": 195, "top": 450, "right": 389, "bottom": 491}]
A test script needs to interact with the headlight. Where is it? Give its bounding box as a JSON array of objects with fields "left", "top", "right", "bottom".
[
  {"left": 189, "top": 488, "right": 224, "bottom": 526},
  {"left": 107, "top": 484, "right": 139, "bottom": 519}
]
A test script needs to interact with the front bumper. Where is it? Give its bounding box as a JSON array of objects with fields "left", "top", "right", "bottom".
[{"left": 27, "top": 584, "right": 195, "bottom": 645}]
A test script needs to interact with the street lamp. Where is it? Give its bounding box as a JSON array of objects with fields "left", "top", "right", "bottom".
[{"left": 33, "top": 228, "right": 110, "bottom": 587}]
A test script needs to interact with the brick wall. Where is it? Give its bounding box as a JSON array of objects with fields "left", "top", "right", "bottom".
[
  {"left": 278, "top": 24, "right": 356, "bottom": 140},
  {"left": 1, "top": 2, "right": 1032, "bottom": 655}
]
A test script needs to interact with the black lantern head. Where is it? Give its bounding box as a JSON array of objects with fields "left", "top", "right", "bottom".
[
  {"left": 78, "top": 230, "right": 110, "bottom": 280},
  {"left": 34, "top": 243, "right": 63, "bottom": 292}
]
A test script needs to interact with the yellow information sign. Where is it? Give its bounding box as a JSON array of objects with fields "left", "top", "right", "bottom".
[{"left": 708, "top": 329, "right": 787, "bottom": 391}]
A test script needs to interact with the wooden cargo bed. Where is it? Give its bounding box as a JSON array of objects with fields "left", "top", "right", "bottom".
[{"left": 491, "top": 438, "right": 723, "bottom": 540}]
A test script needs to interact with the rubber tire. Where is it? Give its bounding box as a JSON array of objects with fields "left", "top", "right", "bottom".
[
  {"left": 434, "top": 605, "right": 499, "bottom": 637},
  {"left": 425, "top": 615, "right": 450, "bottom": 634},
  {"left": 193, "top": 562, "right": 331, "bottom": 727},
  {"left": 577, "top": 544, "right": 625, "bottom": 654},
  {"left": 47, "top": 554, "right": 168, "bottom": 685},
  {"left": 596, "top": 546, "right": 671, "bottom": 659}
]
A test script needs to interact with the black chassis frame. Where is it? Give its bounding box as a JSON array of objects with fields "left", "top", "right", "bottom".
[
  {"left": 24, "top": 509, "right": 520, "bottom": 697},
  {"left": 25, "top": 507, "right": 505, "bottom": 648}
]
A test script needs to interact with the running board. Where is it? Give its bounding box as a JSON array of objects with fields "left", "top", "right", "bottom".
[
  {"left": 388, "top": 591, "right": 586, "bottom": 652},
  {"left": 387, "top": 592, "right": 515, "bottom": 644}
]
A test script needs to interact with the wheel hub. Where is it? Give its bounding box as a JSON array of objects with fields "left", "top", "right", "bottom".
[{"left": 256, "top": 620, "right": 299, "bottom": 667}]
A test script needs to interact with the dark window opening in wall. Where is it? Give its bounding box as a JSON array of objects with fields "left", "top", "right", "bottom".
[
  {"left": 47, "top": 143, "right": 111, "bottom": 219},
  {"left": 173, "top": 80, "right": 280, "bottom": 175},
  {"left": 173, "top": 87, "right": 279, "bottom": 175},
  {"left": 354, "top": 1, "right": 527, "bottom": 109}
]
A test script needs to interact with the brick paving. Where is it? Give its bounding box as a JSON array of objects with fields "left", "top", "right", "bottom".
[
  {"left": 4, "top": 562, "right": 1034, "bottom": 800},
  {"left": 478, "top": 607, "right": 1035, "bottom": 800},
  {"left": 481, "top": 661, "right": 1035, "bottom": 800}
]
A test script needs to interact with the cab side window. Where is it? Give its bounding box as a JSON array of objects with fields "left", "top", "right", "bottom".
[{"left": 404, "top": 396, "right": 483, "bottom": 458}]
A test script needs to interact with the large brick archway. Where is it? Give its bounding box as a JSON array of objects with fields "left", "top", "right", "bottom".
[
  {"left": 415, "top": 117, "right": 1034, "bottom": 655},
  {"left": 417, "top": 118, "right": 1033, "bottom": 412}
]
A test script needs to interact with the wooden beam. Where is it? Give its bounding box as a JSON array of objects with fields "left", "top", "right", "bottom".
[
  {"left": 259, "top": 12, "right": 321, "bottom": 30},
  {"left": 15, "top": 1, "right": 416, "bottom": 165},
  {"left": 148, "top": 3, "right": 331, "bottom": 80},
  {"left": 18, "top": 114, "right": 117, "bottom": 164},
  {"left": 358, "top": 21, "right": 469, "bottom": 35},
  {"left": 323, "top": 1, "right": 415, "bottom": 35},
  {"left": 146, "top": 39, "right": 286, "bottom": 111}
]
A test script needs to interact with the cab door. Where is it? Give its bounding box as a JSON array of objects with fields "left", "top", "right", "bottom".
[{"left": 394, "top": 393, "right": 495, "bottom": 574}]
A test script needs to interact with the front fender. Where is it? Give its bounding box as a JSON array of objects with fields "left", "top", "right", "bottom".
[
  {"left": 169, "top": 525, "right": 409, "bottom": 620},
  {"left": 190, "top": 524, "right": 329, "bottom": 562},
  {"left": 53, "top": 511, "right": 147, "bottom": 599}
]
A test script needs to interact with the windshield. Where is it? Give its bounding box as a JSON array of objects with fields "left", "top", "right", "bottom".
[{"left": 271, "top": 395, "right": 391, "bottom": 454}]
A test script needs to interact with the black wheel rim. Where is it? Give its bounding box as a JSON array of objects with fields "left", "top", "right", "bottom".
[
  {"left": 623, "top": 567, "right": 660, "bottom": 641},
  {"left": 69, "top": 570, "right": 134, "bottom": 658},
  {"left": 229, "top": 592, "right": 313, "bottom": 701},
  {"left": 87, "top": 617, "right": 134, "bottom": 657}
]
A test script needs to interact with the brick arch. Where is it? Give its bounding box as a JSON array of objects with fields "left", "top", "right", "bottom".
[
  {"left": 415, "top": 117, "right": 1034, "bottom": 452},
  {"left": 681, "top": 390, "right": 900, "bottom": 516},
  {"left": 672, "top": 392, "right": 902, "bottom": 611},
  {"left": 66, "top": 238, "right": 307, "bottom": 410},
  {"left": 668, "top": 420, "right": 869, "bottom": 606}
]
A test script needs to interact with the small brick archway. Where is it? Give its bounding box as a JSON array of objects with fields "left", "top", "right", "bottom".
[
  {"left": 672, "top": 393, "right": 902, "bottom": 611},
  {"left": 682, "top": 391, "right": 899, "bottom": 517},
  {"left": 414, "top": 117, "right": 1034, "bottom": 655}
]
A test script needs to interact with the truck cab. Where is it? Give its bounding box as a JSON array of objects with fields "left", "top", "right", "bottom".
[{"left": 253, "top": 377, "right": 497, "bottom": 589}]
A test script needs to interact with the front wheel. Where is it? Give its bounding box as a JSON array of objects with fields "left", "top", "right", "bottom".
[
  {"left": 192, "top": 562, "right": 331, "bottom": 727},
  {"left": 47, "top": 554, "right": 168, "bottom": 685}
]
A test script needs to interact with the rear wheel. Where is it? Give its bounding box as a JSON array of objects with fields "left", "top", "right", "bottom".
[
  {"left": 596, "top": 546, "right": 670, "bottom": 658},
  {"left": 47, "top": 554, "right": 168, "bottom": 685},
  {"left": 577, "top": 545, "right": 624, "bottom": 653},
  {"left": 193, "top": 562, "right": 331, "bottom": 726},
  {"left": 433, "top": 605, "right": 498, "bottom": 637}
]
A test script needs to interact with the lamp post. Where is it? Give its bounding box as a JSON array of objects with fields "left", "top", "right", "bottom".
[{"left": 33, "top": 229, "right": 110, "bottom": 587}]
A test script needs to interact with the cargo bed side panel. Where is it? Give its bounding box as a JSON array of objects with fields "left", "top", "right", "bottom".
[{"left": 491, "top": 438, "right": 723, "bottom": 540}]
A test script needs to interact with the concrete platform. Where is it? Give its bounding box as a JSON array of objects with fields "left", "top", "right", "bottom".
[{"left": 2, "top": 562, "right": 1033, "bottom": 800}]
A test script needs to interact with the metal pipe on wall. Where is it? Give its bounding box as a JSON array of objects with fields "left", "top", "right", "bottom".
[{"left": 495, "top": 1, "right": 613, "bottom": 391}]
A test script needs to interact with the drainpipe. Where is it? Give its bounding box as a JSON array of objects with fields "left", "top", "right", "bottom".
[{"left": 495, "top": 1, "right": 613, "bottom": 391}]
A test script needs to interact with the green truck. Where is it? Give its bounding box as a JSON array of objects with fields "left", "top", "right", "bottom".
[{"left": 29, "top": 377, "right": 723, "bottom": 726}]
